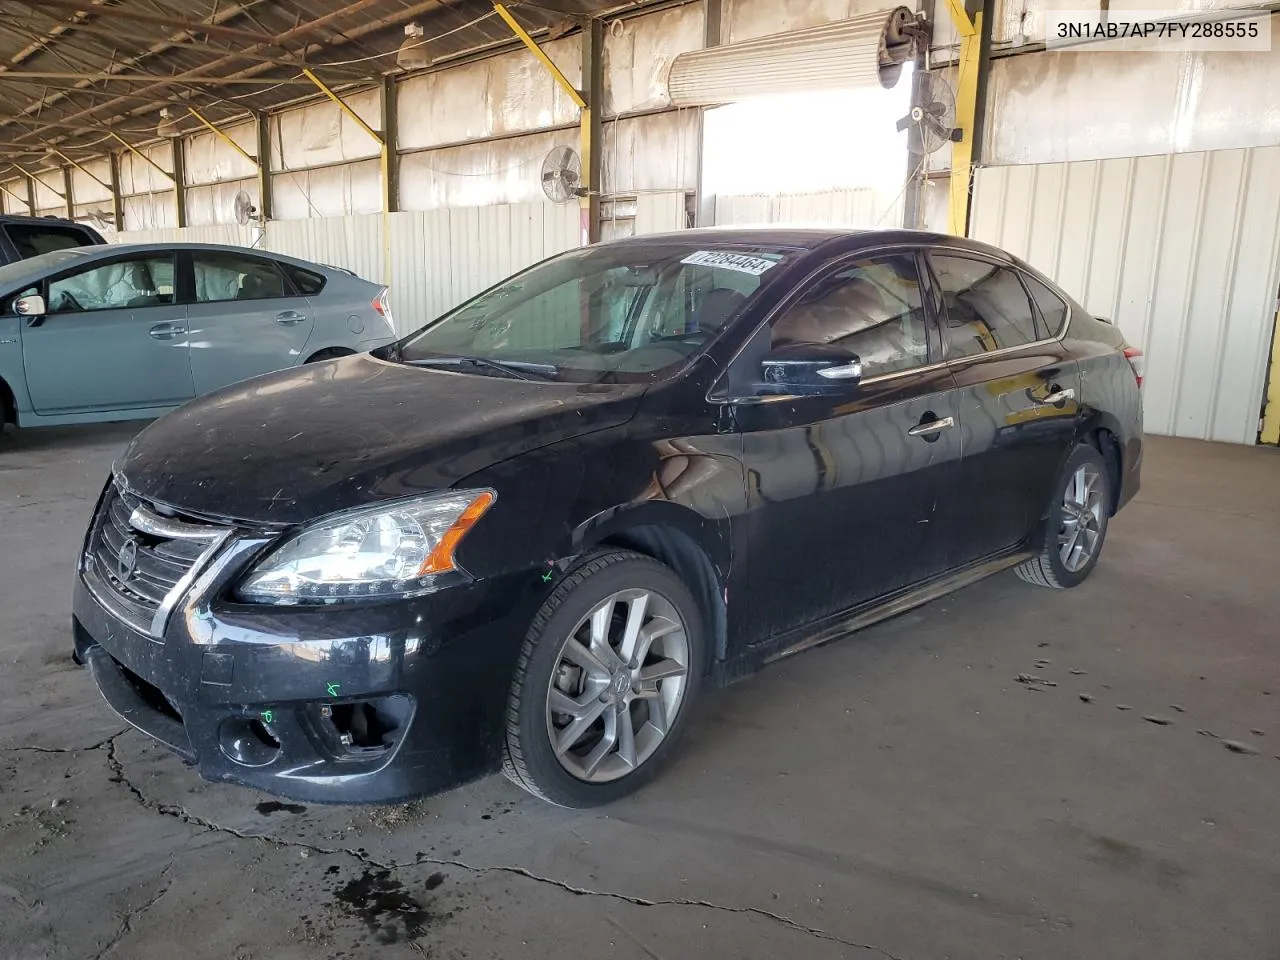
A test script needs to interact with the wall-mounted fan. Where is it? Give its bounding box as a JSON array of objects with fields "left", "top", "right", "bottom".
[
  {"left": 540, "top": 146, "right": 585, "bottom": 203},
  {"left": 233, "top": 190, "right": 260, "bottom": 225},
  {"left": 896, "top": 71, "right": 961, "bottom": 155}
]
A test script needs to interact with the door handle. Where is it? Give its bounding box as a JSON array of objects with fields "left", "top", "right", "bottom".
[
  {"left": 148, "top": 321, "right": 186, "bottom": 340},
  {"left": 908, "top": 415, "right": 955, "bottom": 438},
  {"left": 1036, "top": 387, "right": 1076, "bottom": 405},
  {"left": 275, "top": 310, "right": 306, "bottom": 324}
]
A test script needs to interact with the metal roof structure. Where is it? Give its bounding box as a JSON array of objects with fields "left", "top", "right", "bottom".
[{"left": 0, "top": 0, "right": 626, "bottom": 163}]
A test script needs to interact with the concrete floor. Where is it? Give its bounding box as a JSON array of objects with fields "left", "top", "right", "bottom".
[{"left": 1, "top": 423, "right": 1278, "bottom": 960}]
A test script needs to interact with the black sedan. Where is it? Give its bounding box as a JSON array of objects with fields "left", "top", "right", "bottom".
[{"left": 72, "top": 228, "right": 1144, "bottom": 808}]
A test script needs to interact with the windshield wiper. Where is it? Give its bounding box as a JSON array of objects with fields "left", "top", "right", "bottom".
[{"left": 402, "top": 355, "right": 558, "bottom": 381}]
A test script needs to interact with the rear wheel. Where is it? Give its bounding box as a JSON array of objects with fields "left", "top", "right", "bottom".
[
  {"left": 1015, "top": 444, "right": 1111, "bottom": 589},
  {"left": 503, "top": 550, "right": 703, "bottom": 807}
]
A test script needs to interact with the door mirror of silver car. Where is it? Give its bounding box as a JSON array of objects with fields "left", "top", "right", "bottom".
[
  {"left": 13, "top": 294, "right": 46, "bottom": 320},
  {"left": 759, "top": 342, "right": 862, "bottom": 395}
]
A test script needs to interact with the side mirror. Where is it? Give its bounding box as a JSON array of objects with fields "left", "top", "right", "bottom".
[
  {"left": 759, "top": 342, "right": 863, "bottom": 395},
  {"left": 13, "top": 294, "right": 46, "bottom": 320}
]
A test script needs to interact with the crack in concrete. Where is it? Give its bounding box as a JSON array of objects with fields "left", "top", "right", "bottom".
[
  {"left": 400, "top": 852, "right": 907, "bottom": 959},
  {"left": 4, "top": 732, "right": 128, "bottom": 757},
  {"left": 101, "top": 736, "right": 904, "bottom": 960},
  {"left": 89, "top": 862, "right": 175, "bottom": 960}
]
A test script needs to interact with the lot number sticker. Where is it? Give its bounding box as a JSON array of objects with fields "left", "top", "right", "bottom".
[{"left": 681, "top": 251, "right": 778, "bottom": 276}]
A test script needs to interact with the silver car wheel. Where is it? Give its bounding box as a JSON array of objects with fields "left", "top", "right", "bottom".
[
  {"left": 1058, "top": 463, "right": 1105, "bottom": 573},
  {"left": 545, "top": 589, "right": 690, "bottom": 784}
]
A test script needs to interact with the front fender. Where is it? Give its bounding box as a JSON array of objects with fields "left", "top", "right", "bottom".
[
  {"left": 0, "top": 313, "right": 31, "bottom": 421},
  {"left": 454, "top": 426, "right": 745, "bottom": 589}
]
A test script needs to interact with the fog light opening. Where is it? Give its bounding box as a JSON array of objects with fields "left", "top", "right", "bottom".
[
  {"left": 248, "top": 718, "right": 280, "bottom": 750},
  {"left": 314, "top": 695, "right": 412, "bottom": 757},
  {"left": 219, "top": 717, "right": 282, "bottom": 767}
]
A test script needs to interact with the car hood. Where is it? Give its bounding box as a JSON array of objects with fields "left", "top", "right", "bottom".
[{"left": 116, "top": 353, "right": 645, "bottom": 525}]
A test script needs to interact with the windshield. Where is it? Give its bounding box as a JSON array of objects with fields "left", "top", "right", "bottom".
[{"left": 394, "top": 242, "right": 796, "bottom": 383}]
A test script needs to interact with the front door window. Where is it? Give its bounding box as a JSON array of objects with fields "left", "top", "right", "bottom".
[{"left": 47, "top": 256, "right": 175, "bottom": 314}]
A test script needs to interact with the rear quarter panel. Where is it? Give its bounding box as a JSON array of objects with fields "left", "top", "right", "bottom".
[
  {"left": 1064, "top": 309, "right": 1144, "bottom": 508},
  {"left": 308, "top": 273, "right": 395, "bottom": 355}
]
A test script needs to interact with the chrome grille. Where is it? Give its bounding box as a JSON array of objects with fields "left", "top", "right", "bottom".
[{"left": 84, "top": 483, "right": 229, "bottom": 637}]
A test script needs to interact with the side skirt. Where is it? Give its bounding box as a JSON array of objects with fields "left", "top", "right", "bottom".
[{"left": 715, "top": 550, "right": 1033, "bottom": 684}]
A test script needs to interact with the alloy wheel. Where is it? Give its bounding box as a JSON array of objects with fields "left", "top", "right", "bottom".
[
  {"left": 1058, "top": 463, "right": 1105, "bottom": 573},
  {"left": 545, "top": 589, "right": 690, "bottom": 783}
]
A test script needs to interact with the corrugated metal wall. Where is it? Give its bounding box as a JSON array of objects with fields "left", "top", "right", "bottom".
[
  {"left": 117, "top": 202, "right": 581, "bottom": 335},
  {"left": 971, "top": 148, "right": 1280, "bottom": 444}
]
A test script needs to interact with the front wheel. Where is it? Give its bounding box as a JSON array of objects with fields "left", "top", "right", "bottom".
[
  {"left": 1015, "top": 444, "right": 1112, "bottom": 589},
  {"left": 503, "top": 550, "right": 704, "bottom": 807}
]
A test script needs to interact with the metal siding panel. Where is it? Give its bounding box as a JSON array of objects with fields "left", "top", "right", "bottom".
[
  {"left": 1115, "top": 154, "right": 1170, "bottom": 360},
  {"left": 1142, "top": 152, "right": 1205, "bottom": 437},
  {"left": 1212, "top": 146, "right": 1280, "bottom": 443},
  {"left": 1024, "top": 163, "right": 1066, "bottom": 277},
  {"left": 1175, "top": 149, "right": 1246, "bottom": 438},
  {"left": 974, "top": 147, "right": 1279, "bottom": 443},
  {"left": 1081, "top": 157, "right": 1135, "bottom": 320},
  {"left": 1055, "top": 161, "right": 1102, "bottom": 302},
  {"left": 968, "top": 165, "right": 1006, "bottom": 245}
]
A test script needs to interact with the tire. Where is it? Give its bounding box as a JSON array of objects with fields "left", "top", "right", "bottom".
[
  {"left": 503, "top": 549, "right": 705, "bottom": 807},
  {"left": 1015, "top": 443, "right": 1112, "bottom": 589}
]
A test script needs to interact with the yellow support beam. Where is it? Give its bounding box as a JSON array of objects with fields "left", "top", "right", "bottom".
[
  {"left": 108, "top": 131, "right": 175, "bottom": 183},
  {"left": 942, "top": 0, "right": 976, "bottom": 37},
  {"left": 301, "top": 68, "right": 392, "bottom": 282},
  {"left": 948, "top": 8, "right": 982, "bottom": 236},
  {"left": 13, "top": 162, "right": 66, "bottom": 200},
  {"left": 301, "top": 68, "right": 384, "bottom": 145},
  {"left": 49, "top": 147, "right": 112, "bottom": 193},
  {"left": 1260, "top": 302, "right": 1280, "bottom": 444},
  {"left": 0, "top": 181, "right": 28, "bottom": 210},
  {"left": 493, "top": 3, "right": 586, "bottom": 109},
  {"left": 187, "top": 107, "right": 259, "bottom": 168}
]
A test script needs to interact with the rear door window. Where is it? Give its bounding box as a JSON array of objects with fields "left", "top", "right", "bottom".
[
  {"left": 193, "top": 252, "right": 289, "bottom": 303},
  {"left": 285, "top": 265, "right": 326, "bottom": 295},
  {"left": 1022, "top": 274, "right": 1070, "bottom": 337},
  {"left": 4, "top": 223, "right": 97, "bottom": 259},
  {"left": 928, "top": 255, "right": 1041, "bottom": 359}
]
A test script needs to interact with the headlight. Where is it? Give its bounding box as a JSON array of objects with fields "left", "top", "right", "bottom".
[{"left": 238, "top": 489, "right": 495, "bottom": 604}]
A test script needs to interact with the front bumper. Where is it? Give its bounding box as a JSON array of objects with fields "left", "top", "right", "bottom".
[{"left": 73, "top": 561, "right": 543, "bottom": 804}]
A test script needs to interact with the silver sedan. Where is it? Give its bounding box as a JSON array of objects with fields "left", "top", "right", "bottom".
[{"left": 0, "top": 242, "right": 396, "bottom": 429}]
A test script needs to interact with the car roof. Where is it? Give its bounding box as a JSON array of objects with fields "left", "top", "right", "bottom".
[
  {"left": 0, "top": 241, "right": 369, "bottom": 297},
  {"left": 0, "top": 213, "right": 92, "bottom": 226},
  {"left": 603, "top": 226, "right": 1016, "bottom": 260}
]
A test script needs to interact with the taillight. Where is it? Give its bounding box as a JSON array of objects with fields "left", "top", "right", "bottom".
[
  {"left": 1122, "top": 346, "right": 1144, "bottom": 389},
  {"left": 372, "top": 288, "right": 394, "bottom": 329}
]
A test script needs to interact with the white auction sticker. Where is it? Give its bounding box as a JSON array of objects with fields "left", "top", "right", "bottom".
[{"left": 681, "top": 250, "right": 779, "bottom": 276}]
